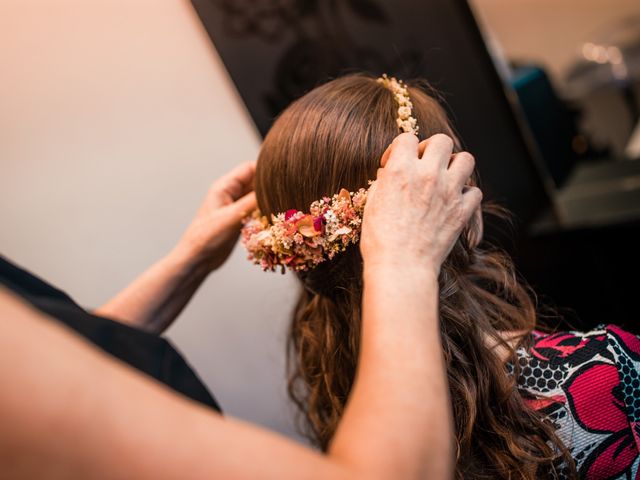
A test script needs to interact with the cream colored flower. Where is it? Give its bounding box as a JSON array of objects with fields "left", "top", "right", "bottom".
[
  {"left": 399, "top": 119, "right": 415, "bottom": 133},
  {"left": 398, "top": 106, "right": 412, "bottom": 118}
]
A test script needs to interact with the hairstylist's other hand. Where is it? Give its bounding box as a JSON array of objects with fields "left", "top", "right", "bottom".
[
  {"left": 361, "top": 133, "right": 481, "bottom": 276},
  {"left": 95, "top": 163, "right": 256, "bottom": 332},
  {"left": 176, "top": 162, "right": 257, "bottom": 272}
]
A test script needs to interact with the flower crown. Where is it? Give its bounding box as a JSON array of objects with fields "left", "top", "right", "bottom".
[{"left": 242, "top": 75, "right": 418, "bottom": 272}]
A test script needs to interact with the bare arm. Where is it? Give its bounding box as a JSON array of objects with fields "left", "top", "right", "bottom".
[
  {"left": 332, "top": 134, "right": 480, "bottom": 479},
  {"left": 1, "top": 272, "right": 441, "bottom": 480},
  {"left": 0, "top": 134, "right": 480, "bottom": 480},
  {"left": 1, "top": 289, "right": 351, "bottom": 480},
  {"left": 95, "top": 163, "right": 257, "bottom": 333},
  {"left": 332, "top": 266, "right": 448, "bottom": 478}
]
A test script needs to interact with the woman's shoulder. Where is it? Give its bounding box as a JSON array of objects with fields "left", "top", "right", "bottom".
[{"left": 516, "top": 325, "right": 640, "bottom": 478}]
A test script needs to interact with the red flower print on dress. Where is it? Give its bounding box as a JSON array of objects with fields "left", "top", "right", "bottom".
[
  {"left": 530, "top": 330, "right": 608, "bottom": 367},
  {"left": 565, "top": 361, "right": 638, "bottom": 478},
  {"left": 608, "top": 325, "right": 640, "bottom": 361}
]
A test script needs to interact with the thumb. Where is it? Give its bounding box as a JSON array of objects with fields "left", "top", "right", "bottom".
[{"left": 232, "top": 191, "right": 257, "bottom": 220}]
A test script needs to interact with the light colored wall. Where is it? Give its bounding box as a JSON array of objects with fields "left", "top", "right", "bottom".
[{"left": 0, "top": 0, "right": 300, "bottom": 438}]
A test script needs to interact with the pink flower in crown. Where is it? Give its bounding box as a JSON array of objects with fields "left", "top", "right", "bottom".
[
  {"left": 285, "top": 209, "right": 298, "bottom": 221},
  {"left": 282, "top": 212, "right": 302, "bottom": 237},
  {"left": 247, "top": 229, "right": 271, "bottom": 250},
  {"left": 241, "top": 184, "right": 372, "bottom": 272}
]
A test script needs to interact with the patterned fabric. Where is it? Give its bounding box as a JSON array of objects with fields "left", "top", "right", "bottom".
[{"left": 515, "top": 325, "right": 640, "bottom": 479}]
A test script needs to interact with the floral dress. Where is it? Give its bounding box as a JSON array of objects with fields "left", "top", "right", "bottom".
[{"left": 516, "top": 325, "right": 640, "bottom": 479}]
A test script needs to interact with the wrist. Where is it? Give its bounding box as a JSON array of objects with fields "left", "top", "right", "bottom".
[
  {"left": 363, "top": 262, "right": 440, "bottom": 295},
  {"left": 363, "top": 255, "right": 440, "bottom": 282},
  {"left": 167, "top": 240, "right": 214, "bottom": 278}
]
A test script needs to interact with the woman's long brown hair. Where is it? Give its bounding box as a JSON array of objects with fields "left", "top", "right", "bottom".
[{"left": 255, "top": 74, "right": 575, "bottom": 478}]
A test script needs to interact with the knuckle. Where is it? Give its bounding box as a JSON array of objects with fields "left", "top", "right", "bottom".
[
  {"left": 431, "top": 133, "right": 454, "bottom": 151},
  {"left": 397, "top": 131, "right": 418, "bottom": 143},
  {"left": 474, "top": 188, "right": 484, "bottom": 204},
  {"left": 391, "top": 132, "right": 419, "bottom": 150},
  {"left": 386, "top": 158, "right": 404, "bottom": 174},
  {"left": 423, "top": 172, "right": 436, "bottom": 185},
  {"left": 210, "top": 180, "right": 223, "bottom": 193},
  {"left": 458, "top": 152, "right": 475, "bottom": 169},
  {"left": 450, "top": 205, "right": 464, "bottom": 224},
  {"left": 391, "top": 132, "right": 406, "bottom": 146},
  {"left": 444, "top": 179, "right": 458, "bottom": 196},
  {"left": 416, "top": 164, "right": 432, "bottom": 179}
]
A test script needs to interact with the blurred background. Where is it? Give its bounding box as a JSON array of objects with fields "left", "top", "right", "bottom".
[{"left": 1, "top": 0, "right": 639, "bottom": 442}]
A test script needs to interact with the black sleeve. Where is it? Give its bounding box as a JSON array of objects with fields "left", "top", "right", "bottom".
[{"left": 0, "top": 255, "right": 221, "bottom": 412}]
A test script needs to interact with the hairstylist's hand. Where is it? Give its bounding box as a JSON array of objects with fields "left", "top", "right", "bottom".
[
  {"left": 96, "top": 163, "right": 256, "bottom": 332},
  {"left": 176, "top": 162, "right": 257, "bottom": 271},
  {"left": 361, "top": 133, "right": 481, "bottom": 275}
]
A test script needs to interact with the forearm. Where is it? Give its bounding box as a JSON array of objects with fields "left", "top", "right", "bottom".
[
  {"left": 94, "top": 244, "right": 210, "bottom": 333},
  {"left": 330, "top": 264, "right": 453, "bottom": 479},
  {"left": 0, "top": 289, "right": 446, "bottom": 480},
  {"left": 0, "top": 289, "right": 339, "bottom": 480}
]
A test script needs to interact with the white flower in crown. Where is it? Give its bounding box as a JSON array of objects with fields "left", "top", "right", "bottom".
[
  {"left": 377, "top": 74, "right": 419, "bottom": 136},
  {"left": 398, "top": 118, "right": 418, "bottom": 133},
  {"left": 398, "top": 105, "right": 412, "bottom": 118},
  {"left": 395, "top": 93, "right": 408, "bottom": 105}
]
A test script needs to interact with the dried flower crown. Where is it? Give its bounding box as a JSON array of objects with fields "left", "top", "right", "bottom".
[{"left": 242, "top": 75, "right": 419, "bottom": 272}]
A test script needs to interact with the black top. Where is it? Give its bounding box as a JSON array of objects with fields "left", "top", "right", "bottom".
[{"left": 0, "top": 255, "right": 221, "bottom": 412}]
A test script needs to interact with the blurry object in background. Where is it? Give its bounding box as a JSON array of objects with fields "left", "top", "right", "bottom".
[
  {"left": 566, "top": 16, "right": 640, "bottom": 126},
  {"left": 511, "top": 65, "right": 586, "bottom": 186},
  {"left": 469, "top": 0, "right": 640, "bottom": 156},
  {"left": 510, "top": 62, "right": 640, "bottom": 228},
  {"left": 561, "top": 15, "right": 640, "bottom": 161},
  {"left": 508, "top": 14, "right": 640, "bottom": 230},
  {"left": 628, "top": 121, "right": 640, "bottom": 159},
  {"left": 191, "top": 0, "right": 554, "bottom": 233}
]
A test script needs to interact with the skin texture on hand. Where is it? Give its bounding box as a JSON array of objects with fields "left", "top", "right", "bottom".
[
  {"left": 175, "top": 162, "right": 257, "bottom": 271},
  {"left": 361, "top": 133, "right": 482, "bottom": 276}
]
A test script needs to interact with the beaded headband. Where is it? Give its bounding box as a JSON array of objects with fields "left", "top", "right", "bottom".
[{"left": 241, "top": 75, "right": 419, "bottom": 272}]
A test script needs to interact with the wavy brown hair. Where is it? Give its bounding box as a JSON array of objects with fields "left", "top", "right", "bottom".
[{"left": 255, "top": 74, "right": 575, "bottom": 479}]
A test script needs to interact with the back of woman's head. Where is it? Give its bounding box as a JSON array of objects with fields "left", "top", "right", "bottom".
[{"left": 255, "top": 74, "right": 572, "bottom": 479}]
